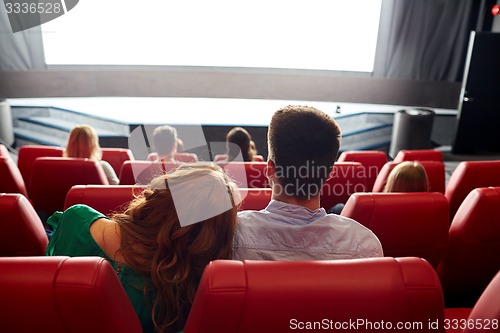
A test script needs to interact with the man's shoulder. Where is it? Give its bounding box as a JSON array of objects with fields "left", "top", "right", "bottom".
[{"left": 233, "top": 210, "right": 383, "bottom": 260}]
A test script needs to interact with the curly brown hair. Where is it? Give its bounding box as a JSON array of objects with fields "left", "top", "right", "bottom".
[{"left": 112, "top": 163, "right": 240, "bottom": 333}]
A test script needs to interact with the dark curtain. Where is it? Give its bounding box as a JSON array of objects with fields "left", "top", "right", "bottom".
[
  {"left": 0, "top": 6, "right": 45, "bottom": 70},
  {"left": 374, "top": 0, "right": 474, "bottom": 82}
]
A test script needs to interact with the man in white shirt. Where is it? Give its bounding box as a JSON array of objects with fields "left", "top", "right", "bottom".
[{"left": 233, "top": 105, "right": 383, "bottom": 260}]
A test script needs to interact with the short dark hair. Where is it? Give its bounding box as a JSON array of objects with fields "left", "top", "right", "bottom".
[
  {"left": 268, "top": 105, "right": 341, "bottom": 198},
  {"left": 153, "top": 125, "right": 177, "bottom": 156}
]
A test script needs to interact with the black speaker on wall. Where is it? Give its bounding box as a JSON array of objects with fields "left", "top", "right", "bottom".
[{"left": 452, "top": 31, "right": 500, "bottom": 154}]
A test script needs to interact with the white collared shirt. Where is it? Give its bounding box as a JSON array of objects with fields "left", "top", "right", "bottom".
[{"left": 233, "top": 200, "right": 383, "bottom": 260}]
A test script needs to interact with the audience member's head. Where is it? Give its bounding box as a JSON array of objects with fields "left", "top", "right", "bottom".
[
  {"left": 64, "top": 124, "right": 102, "bottom": 160},
  {"left": 153, "top": 125, "right": 178, "bottom": 157},
  {"left": 113, "top": 163, "right": 240, "bottom": 332},
  {"left": 383, "top": 161, "right": 429, "bottom": 192},
  {"left": 267, "top": 105, "right": 341, "bottom": 199},
  {"left": 226, "top": 127, "right": 256, "bottom": 162},
  {"left": 176, "top": 137, "right": 185, "bottom": 153}
]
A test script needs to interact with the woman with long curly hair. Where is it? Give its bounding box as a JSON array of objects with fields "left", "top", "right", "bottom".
[{"left": 46, "top": 163, "right": 240, "bottom": 332}]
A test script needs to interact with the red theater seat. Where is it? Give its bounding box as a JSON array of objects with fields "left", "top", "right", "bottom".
[
  {"left": 64, "top": 185, "right": 271, "bottom": 214},
  {"left": 119, "top": 160, "right": 179, "bottom": 185},
  {"left": 445, "top": 160, "right": 500, "bottom": 221},
  {"left": 173, "top": 152, "right": 198, "bottom": 162},
  {"left": 464, "top": 270, "right": 500, "bottom": 333},
  {"left": 393, "top": 149, "right": 444, "bottom": 163},
  {"left": 372, "top": 161, "right": 446, "bottom": 193},
  {"left": 184, "top": 257, "right": 445, "bottom": 333},
  {"left": 147, "top": 152, "right": 199, "bottom": 162},
  {"left": 30, "top": 157, "right": 109, "bottom": 217},
  {"left": 341, "top": 192, "right": 449, "bottom": 268},
  {"left": 438, "top": 187, "right": 500, "bottom": 308},
  {"left": 0, "top": 156, "right": 28, "bottom": 197},
  {"left": 239, "top": 188, "right": 272, "bottom": 211},
  {"left": 320, "top": 162, "right": 368, "bottom": 210},
  {"left": 0, "top": 256, "right": 142, "bottom": 333},
  {"left": 0, "top": 144, "right": 10, "bottom": 157},
  {"left": 64, "top": 185, "right": 146, "bottom": 216},
  {"left": 101, "top": 148, "right": 134, "bottom": 175},
  {"left": 17, "top": 145, "right": 64, "bottom": 192},
  {"left": 0, "top": 193, "right": 47, "bottom": 256},
  {"left": 337, "top": 150, "right": 388, "bottom": 190},
  {"left": 214, "top": 154, "right": 265, "bottom": 162},
  {"left": 222, "top": 162, "right": 269, "bottom": 188}
]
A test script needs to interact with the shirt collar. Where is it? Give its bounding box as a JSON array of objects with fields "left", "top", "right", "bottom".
[{"left": 265, "top": 199, "right": 327, "bottom": 224}]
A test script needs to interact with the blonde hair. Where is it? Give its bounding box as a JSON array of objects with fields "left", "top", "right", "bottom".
[
  {"left": 384, "top": 161, "right": 429, "bottom": 192},
  {"left": 64, "top": 125, "right": 102, "bottom": 160},
  {"left": 112, "top": 163, "right": 240, "bottom": 333}
]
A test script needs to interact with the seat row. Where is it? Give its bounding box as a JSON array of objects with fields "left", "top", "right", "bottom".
[
  {"left": 2, "top": 145, "right": 500, "bottom": 220},
  {"left": 2, "top": 146, "right": 500, "bottom": 220},
  {"left": 1, "top": 255, "right": 499, "bottom": 333},
  {"left": 2, "top": 183, "right": 499, "bottom": 308}
]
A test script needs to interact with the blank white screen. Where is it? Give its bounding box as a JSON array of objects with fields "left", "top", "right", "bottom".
[{"left": 42, "top": 0, "right": 382, "bottom": 71}]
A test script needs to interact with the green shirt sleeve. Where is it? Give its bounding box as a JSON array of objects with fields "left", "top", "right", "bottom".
[
  {"left": 45, "top": 204, "right": 108, "bottom": 257},
  {"left": 45, "top": 204, "right": 155, "bottom": 333}
]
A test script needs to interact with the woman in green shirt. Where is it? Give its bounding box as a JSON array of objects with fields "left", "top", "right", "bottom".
[{"left": 46, "top": 163, "right": 240, "bottom": 333}]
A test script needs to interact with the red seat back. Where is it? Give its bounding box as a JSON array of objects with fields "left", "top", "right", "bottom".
[
  {"left": 372, "top": 161, "right": 445, "bottom": 193},
  {"left": 341, "top": 192, "right": 449, "bottom": 268},
  {"left": 464, "top": 270, "right": 500, "bottom": 333},
  {"left": 147, "top": 152, "right": 198, "bottom": 163},
  {"left": 64, "top": 185, "right": 147, "bottom": 216},
  {"left": 214, "top": 154, "right": 227, "bottom": 162},
  {"left": 0, "top": 256, "right": 142, "bottom": 333},
  {"left": 0, "top": 156, "right": 28, "bottom": 197},
  {"left": 320, "top": 162, "right": 368, "bottom": 210},
  {"left": 239, "top": 188, "right": 272, "bottom": 211},
  {"left": 0, "top": 144, "right": 10, "bottom": 157},
  {"left": 393, "top": 149, "right": 443, "bottom": 163},
  {"left": 338, "top": 150, "right": 388, "bottom": 190},
  {"left": 29, "top": 157, "right": 109, "bottom": 216},
  {"left": 0, "top": 193, "right": 47, "bottom": 256},
  {"left": 118, "top": 160, "right": 179, "bottom": 185},
  {"left": 64, "top": 185, "right": 271, "bottom": 214},
  {"left": 438, "top": 187, "right": 500, "bottom": 308},
  {"left": 184, "top": 258, "right": 445, "bottom": 333},
  {"left": 101, "top": 148, "right": 134, "bottom": 174},
  {"left": 17, "top": 145, "right": 64, "bottom": 192},
  {"left": 222, "top": 162, "right": 269, "bottom": 188},
  {"left": 173, "top": 152, "right": 198, "bottom": 162},
  {"left": 445, "top": 160, "right": 500, "bottom": 221}
]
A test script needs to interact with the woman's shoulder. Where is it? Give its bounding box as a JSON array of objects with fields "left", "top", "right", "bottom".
[
  {"left": 63, "top": 204, "right": 106, "bottom": 219},
  {"left": 47, "top": 204, "right": 107, "bottom": 230},
  {"left": 45, "top": 205, "right": 109, "bottom": 256}
]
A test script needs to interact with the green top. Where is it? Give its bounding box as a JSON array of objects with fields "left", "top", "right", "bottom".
[{"left": 46, "top": 204, "right": 154, "bottom": 333}]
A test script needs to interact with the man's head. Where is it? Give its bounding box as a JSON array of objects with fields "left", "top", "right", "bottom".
[
  {"left": 153, "top": 125, "right": 178, "bottom": 156},
  {"left": 267, "top": 105, "right": 341, "bottom": 199}
]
